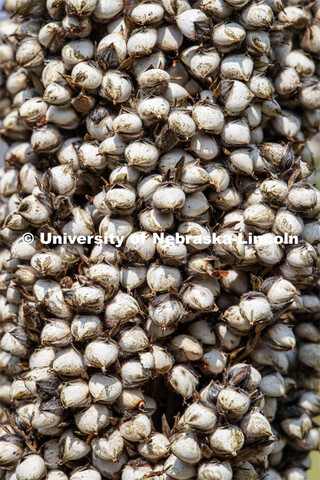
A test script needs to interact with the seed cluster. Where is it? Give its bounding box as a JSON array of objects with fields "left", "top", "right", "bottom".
[{"left": 0, "top": 0, "right": 320, "bottom": 479}]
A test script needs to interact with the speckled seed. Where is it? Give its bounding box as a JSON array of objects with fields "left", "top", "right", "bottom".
[
  {"left": 209, "top": 426, "right": 245, "bottom": 456},
  {"left": 119, "top": 414, "right": 152, "bottom": 442}
]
